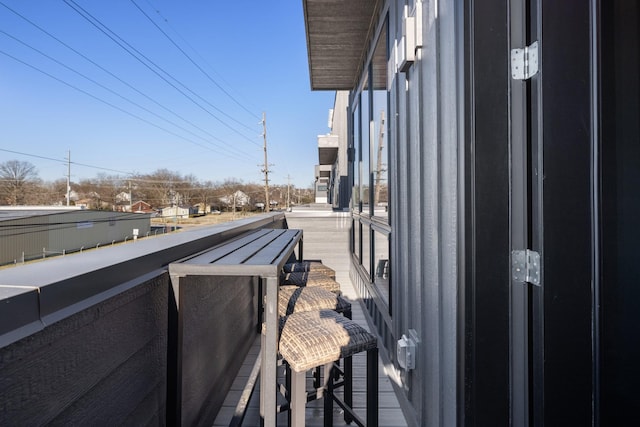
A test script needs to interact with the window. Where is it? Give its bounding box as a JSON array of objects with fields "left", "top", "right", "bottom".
[
  {"left": 371, "top": 21, "right": 389, "bottom": 221},
  {"left": 350, "top": 17, "right": 391, "bottom": 290},
  {"left": 362, "top": 223, "right": 371, "bottom": 275},
  {"left": 354, "top": 220, "right": 361, "bottom": 262},
  {"left": 361, "top": 75, "right": 370, "bottom": 214},
  {"left": 352, "top": 102, "right": 360, "bottom": 210},
  {"left": 373, "top": 230, "right": 390, "bottom": 304}
]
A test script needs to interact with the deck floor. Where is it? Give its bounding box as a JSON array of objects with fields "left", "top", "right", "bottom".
[{"left": 212, "top": 209, "right": 408, "bottom": 426}]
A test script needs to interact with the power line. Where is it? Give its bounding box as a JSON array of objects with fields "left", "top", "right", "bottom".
[
  {"left": 145, "top": 0, "right": 260, "bottom": 120},
  {"left": 0, "top": 148, "right": 134, "bottom": 175},
  {"left": 0, "top": 49, "right": 251, "bottom": 160},
  {"left": 0, "top": 29, "right": 252, "bottom": 161},
  {"left": 63, "top": 0, "right": 261, "bottom": 148},
  {"left": 0, "top": 0, "right": 252, "bottom": 157},
  {"left": 131, "top": 0, "right": 262, "bottom": 126}
]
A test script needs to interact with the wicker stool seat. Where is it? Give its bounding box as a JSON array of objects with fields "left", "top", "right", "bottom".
[
  {"left": 283, "top": 261, "right": 336, "bottom": 280},
  {"left": 279, "top": 285, "right": 351, "bottom": 318},
  {"left": 279, "top": 310, "right": 378, "bottom": 427},
  {"left": 277, "top": 285, "right": 352, "bottom": 409},
  {"left": 281, "top": 271, "right": 341, "bottom": 294}
]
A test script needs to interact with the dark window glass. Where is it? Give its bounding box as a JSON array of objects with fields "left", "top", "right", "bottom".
[
  {"left": 352, "top": 103, "right": 360, "bottom": 210},
  {"left": 373, "top": 230, "right": 390, "bottom": 304},
  {"left": 362, "top": 223, "right": 371, "bottom": 276},
  {"left": 361, "top": 75, "right": 370, "bottom": 214},
  {"left": 372, "top": 21, "right": 389, "bottom": 221},
  {"left": 354, "top": 220, "right": 361, "bottom": 262}
]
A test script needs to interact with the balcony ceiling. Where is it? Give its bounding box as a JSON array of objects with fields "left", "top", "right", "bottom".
[
  {"left": 318, "top": 134, "right": 339, "bottom": 165},
  {"left": 319, "top": 146, "right": 338, "bottom": 165},
  {"left": 316, "top": 164, "right": 332, "bottom": 178},
  {"left": 302, "top": 0, "right": 379, "bottom": 90}
]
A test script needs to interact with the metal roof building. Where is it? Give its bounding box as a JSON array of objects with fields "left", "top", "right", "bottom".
[{"left": 0, "top": 207, "right": 151, "bottom": 265}]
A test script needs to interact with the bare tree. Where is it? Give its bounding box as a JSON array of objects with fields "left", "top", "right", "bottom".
[
  {"left": 189, "top": 180, "right": 219, "bottom": 212},
  {"left": 219, "top": 178, "right": 243, "bottom": 212},
  {"left": 175, "top": 173, "right": 198, "bottom": 206},
  {"left": 0, "top": 160, "right": 40, "bottom": 205},
  {"left": 36, "top": 178, "right": 67, "bottom": 205},
  {"left": 91, "top": 174, "right": 126, "bottom": 210},
  {"left": 137, "top": 169, "right": 183, "bottom": 208}
]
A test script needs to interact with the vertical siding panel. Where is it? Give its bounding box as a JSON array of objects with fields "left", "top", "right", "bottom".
[
  {"left": 406, "top": 60, "right": 424, "bottom": 417},
  {"left": 420, "top": 0, "right": 441, "bottom": 424},
  {"left": 438, "top": 0, "right": 462, "bottom": 424}
]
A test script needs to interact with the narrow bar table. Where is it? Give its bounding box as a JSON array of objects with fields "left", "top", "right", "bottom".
[{"left": 169, "top": 228, "right": 303, "bottom": 426}]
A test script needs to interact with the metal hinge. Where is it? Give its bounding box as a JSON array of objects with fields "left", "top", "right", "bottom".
[
  {"left": 511, "top": 41, "right": 539, "bottom": 80},
  {"left": 512, "top": 249, "right": 541, "bottom": 286}
]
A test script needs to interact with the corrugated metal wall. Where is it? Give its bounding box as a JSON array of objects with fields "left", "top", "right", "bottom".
[
  {"left": 0, "top": 211, "right": 150, "bottom": 265},
  {"left": 0, "top": 215, "right": 50, "bottom": 264}
]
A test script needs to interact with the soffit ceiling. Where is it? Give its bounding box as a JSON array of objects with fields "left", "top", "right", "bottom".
[
  {"left": 319, "top": 146, "right": 338, "bottom": 165},
  {"left": 303, "top": 0, "right": 380, "bottom": 90}
]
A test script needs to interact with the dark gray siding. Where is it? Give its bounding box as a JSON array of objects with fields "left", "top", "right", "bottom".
[{"left": 0, "top": 273, "right": 168, "bottom": 425}]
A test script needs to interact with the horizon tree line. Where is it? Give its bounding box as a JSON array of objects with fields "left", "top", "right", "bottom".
[{"left": 0, "top": 160, "right": 314, "bottom": 210}]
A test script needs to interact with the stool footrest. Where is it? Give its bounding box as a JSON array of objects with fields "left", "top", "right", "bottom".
[{"left": 331, "top": 394, "right": 366, "bottom": 427}]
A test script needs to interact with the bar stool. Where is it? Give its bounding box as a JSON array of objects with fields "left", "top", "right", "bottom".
[
  {"left": 281, "top": 271, "right": 341, "bottom": 294},
  {"left": 278, "top": 309, "right": 378, "bottom": 427},
  {"left": 283, "top": 261, "right": 336, "bottom": 280},
  {"left": 277, "top": 285, "right": 352, "bottom": 409},
  {"left": 278, "top": 285, "right": 351, "bottom": 318},
  {"left": 278, "top": 267, "right": 344, "bottom": 368}
]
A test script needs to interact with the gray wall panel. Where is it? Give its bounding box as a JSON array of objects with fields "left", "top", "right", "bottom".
[
  {"left": 175, "top": 275, "right": 258, "bottom": 427},
  {"left": 346, "top": 1, "right": 462, "bottom": 425},
  {"left": 0, "top": 273, "right": 168, "bottom": 426}
]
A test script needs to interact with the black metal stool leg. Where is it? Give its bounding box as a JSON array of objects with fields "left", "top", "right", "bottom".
[
  {"left": 344, "top": 354, "right": 353, "bottom": 423},
  {"left": 314, "top": 366, "right": 321, "bottom": 389},
  {"left": 324, "top": 363, "right": 334, "bottom": 427},
  {"left": 286, "top": 363, "right": 292, "bottom": 426}
]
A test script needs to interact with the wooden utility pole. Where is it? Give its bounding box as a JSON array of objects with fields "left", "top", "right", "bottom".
[
  {"left": 66, "top": 150, "right": 71, "bottom": 206},
  {"left": 128, "top": 180, "right": 133, "bottom": 212},
  {"left": 261, "top": 112, "right": 271, "bottom": 212},
  {"left": 286, "top": 174, "right": 291, "bottom": 210}
]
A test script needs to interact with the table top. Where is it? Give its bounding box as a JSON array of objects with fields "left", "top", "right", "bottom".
[{"left": 168, "top": 228, "right": 302, "bottom": 278}]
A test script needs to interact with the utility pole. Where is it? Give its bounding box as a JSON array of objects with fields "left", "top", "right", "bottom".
[
  {"left": 261, "top": 112, "right": 271, "bottom": 212},
  {"left": 286, "top": 174, "right": 291, "bottom": 210},
  {"left": 66, "top": 150, "right": 71, "bottom": 206}
]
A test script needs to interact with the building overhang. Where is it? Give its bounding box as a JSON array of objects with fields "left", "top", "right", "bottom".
[
  {"left": 318, "top": 134, "right": 339, "bottom": 165},
  {"left": 302, "top": 0, "right": 380, "bottom": 90},
  {"left": 315, "top": 164, "right": 332, "bottom": 179}
]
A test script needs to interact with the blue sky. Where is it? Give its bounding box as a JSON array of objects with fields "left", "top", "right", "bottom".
[{"left": 0, "top": 0, "right": 335, "bottom": 188}]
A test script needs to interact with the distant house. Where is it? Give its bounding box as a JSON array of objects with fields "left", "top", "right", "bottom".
[
  {"left": 64, "top": 190, "right": 79, "bottom": 204},
  {"left": 115, "top": 192, "right": 131, "bottom": 204},
  {"left": 160, "top": 205, "right": 198, "bottom": 219},
  {"left": 193, "top": 202, "right": 218, "bottom": 215},
  {"left": 219, "top": 191, "right": 250, "bottom": 209},
  {"left": 131, "top": 201, "right": 155, "bottom": 214}
]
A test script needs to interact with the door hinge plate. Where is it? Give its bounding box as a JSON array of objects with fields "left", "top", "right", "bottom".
[
  {"left": 511, "top": 41, "right": 539, "bottom": 80},
  {"left": 512, "top": 249, "right": 541, "bottom": 286}
]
